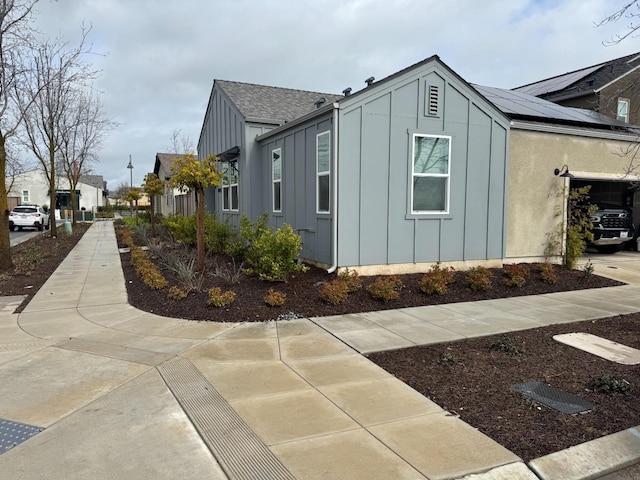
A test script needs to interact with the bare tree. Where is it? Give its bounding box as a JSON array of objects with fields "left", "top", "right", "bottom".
[
  {"left": 15, "top": 27, "right": 98, "bottom": 237},
  {"left": 597, "top": 1, "right": 640, "bottom": 44},
  {"left": 166, "top": 129, "right": 194, "bottom": 155},
  {"left": 58, "top": 88, "right": 115, "bottom": 224},
  {"left": 0, "top": 0, "right": 39, "bottom": 270}
]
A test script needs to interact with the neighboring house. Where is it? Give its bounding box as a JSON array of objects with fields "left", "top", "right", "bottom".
[
  {"left": 514, "top": 52, "right": 640, "bottom": 125},
  {"left": 7, "top": 169, "right": 108, "bottom": 218},
  {"left": 153, "top": 152, "right": 196, "bottom": 216}
]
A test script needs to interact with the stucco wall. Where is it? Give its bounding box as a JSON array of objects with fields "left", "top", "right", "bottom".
[{"left": 506, "top": 128, "right": 638, "bottom": 261}]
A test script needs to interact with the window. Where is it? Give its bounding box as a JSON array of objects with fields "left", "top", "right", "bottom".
[
  {"left": 22, "top": 190, "right": 29, "bottom": 203},
  {"left": 272, "top": 148, "right": 282, "bottom": 212},
  {"left": 316, "top": 131, "right": 330, "bottom": 213},
  {"left": 411, "top": 134, "right": 451, "bottom": 214},
  {"left": 220, "top": 162, "right": 239, "bottom": 211},
  {"left": 618, "top": 98, "right": 630, "bottom": 123}
]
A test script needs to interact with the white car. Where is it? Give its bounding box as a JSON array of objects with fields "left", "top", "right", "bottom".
[{"left": 9, "top": 205, "right": 50, "bottom": 231}]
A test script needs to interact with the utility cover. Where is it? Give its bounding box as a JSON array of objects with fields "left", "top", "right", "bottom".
[
  {"left": 554, "top": 332, "right": 640, "bottom": 365},
  {"left": 0, "top": 418, "right": 43, "bottom": 454},
  {"left": 512, "top": 381, "right": 593, "bottom": 414}
]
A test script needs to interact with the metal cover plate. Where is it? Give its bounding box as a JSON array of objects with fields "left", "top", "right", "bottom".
[
  {"left": 0, "top": 418, "right": 43, "bottom": 454},
  {"left": 512, "top": 381, "right": 593, "bottom": 414}
]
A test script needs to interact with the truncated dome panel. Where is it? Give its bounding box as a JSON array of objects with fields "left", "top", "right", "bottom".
[
  {"left": 512, "top": 381, "right": 593, "bottom": 414},
  {"left": 0, "top": 418, "right": 43, "bottom": 454}
]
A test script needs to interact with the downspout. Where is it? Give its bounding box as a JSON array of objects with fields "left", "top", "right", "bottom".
[{"left": 327, "top": 103, "right": 340, "bottom": 273}]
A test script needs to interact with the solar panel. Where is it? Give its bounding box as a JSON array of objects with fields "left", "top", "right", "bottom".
[{"left": 514, "top": 64, "right": 603, "bottom": 96}]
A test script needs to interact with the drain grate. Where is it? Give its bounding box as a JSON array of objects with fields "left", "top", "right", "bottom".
[
  {"left": 0, "top": 418, "right": 43, "bottom": 454},
  {"left": 512, "top": 381, "right": 593, "bottom": 414}
]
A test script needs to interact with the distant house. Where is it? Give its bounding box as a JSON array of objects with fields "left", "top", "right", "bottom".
[
  {"left": 514, "top": 52, "right": 640, "bottom": 125},
  {"left": 197, "top": 55, "right": 640, "bottom": 273},
  {"left": 7, "top": 169, "right": 107, "bottom": 218},
  {"left": 153, "top": 152, "right": 196, "bottom": 216}
]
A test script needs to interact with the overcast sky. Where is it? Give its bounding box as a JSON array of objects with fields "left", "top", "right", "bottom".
[{"left": 33, "top": 0, "right": 640, "bottom": 190}]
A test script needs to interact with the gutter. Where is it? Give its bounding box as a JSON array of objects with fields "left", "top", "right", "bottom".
[
  {"left": 509, "top": 120, "right": 640, "bottom": 141},
  {"left": 327, "top": 103, "right": 340, "bottom": 273}
]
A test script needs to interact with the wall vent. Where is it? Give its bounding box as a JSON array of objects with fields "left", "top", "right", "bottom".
[{"left": 427, "top": 85, "right": 439, "bottom": 116}]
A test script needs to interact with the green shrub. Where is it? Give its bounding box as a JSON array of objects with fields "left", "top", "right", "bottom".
[
  {"left": 245, "top": 223, "right": 307, "bottom": 281},
  {"left": 582, "top": 260, "right": 595, "bottom": 277},
  {"left": 588, "top": 374, "right": 631, "bottom": 396},
  {"left": 319, "top": 279, "right": 349, "bottom": 305},
  {"left": 539, "top": 261, "right": 558, "bottom": 284},
  {"left": 207, "top": 287, "right": 236, "bottom": 307},
  {"left": 129, "top": 245, "right": 168, "bottom": 290},
  {"left": 503, "top": 263, "right": 529, "bottom": 288},
  {"left": 366, "top": 275, "right": 403, "bottom": 302},
  {"left": 165, "top": 213, "right": 197, "bottom": 245},
  {"left": 467, "top": 266, "right": 491, "bottom": 291},
  {"left": 489, "top": 336, "right": 523, "bottom": 356},
  {"left": 420, "top": 263, "right": 455, "bottom": 295},
  {"left": 338, "top": 268, "right": 363, "bottom": 293},
  {"left": 204, "top": 214, "right": 234, "bottom": 254},
  {"left": 264, "top": 288, "right": 286, "bottom": 306},
  {"left": 167, "top": 285, "right": 188, "bottom": 301}
]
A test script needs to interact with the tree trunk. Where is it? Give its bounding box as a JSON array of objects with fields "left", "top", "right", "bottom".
[
  {"left": 196, "top": 187, "right": 206, "bottom": 273},
  {"left": 0, "top": 134, "right": 12, "bottom": 269},
  {"left": 70, "top": 188, "right": 77, "bottom": 225},
  {"left": 149, "top": 197, "right": 156, "bottom": 236}
]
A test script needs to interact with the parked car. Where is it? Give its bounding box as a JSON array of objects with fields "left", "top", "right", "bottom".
[
  {"left": 9, "top": 205, "right": 50, "bottom": 232},
  {"left": 589, "top": 203, "right": 635, "bottom": 253}
]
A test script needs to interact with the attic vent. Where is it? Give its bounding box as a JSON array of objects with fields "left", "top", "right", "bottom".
[
  {"left": 314, "top": 97, "right": 326, "bottom": 109},
  {"left": 342, "top": 87, "right": 352, "bottom": 96},
  {"left": 365, "top": 76, "right": 375, "bottom": 87},
  {"left": 427, "top": 85, "right": 439, "bottom": 116}
]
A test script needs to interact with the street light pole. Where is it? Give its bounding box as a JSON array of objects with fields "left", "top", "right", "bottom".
[{"left": 127, "top": 155, "right": 133, "bottom": 216}]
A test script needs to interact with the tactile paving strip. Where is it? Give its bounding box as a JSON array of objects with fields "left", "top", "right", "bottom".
[
  {"left": 158, "top": 358, "right": 296, "bottom": 480},
  {"left": 0, "top": 419, "right": 43, "bottom": 454},
  {"left": 512, "top": 381, "right": 593, "bottom": 414}
]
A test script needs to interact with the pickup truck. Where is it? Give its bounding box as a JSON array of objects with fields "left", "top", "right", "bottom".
[{"left": 589, "top": 204, "right": 635, "bottom": 253}]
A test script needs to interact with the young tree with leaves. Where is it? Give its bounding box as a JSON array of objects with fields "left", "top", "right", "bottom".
[
  {"left": 123, "top": 187, "right": 141, "bottom": 225},
  {"left": 142, "top": 173, "right": 164, "bottom": 235},
  {"left": 169, "top": 154, "right": 223, "bottom": 272}
]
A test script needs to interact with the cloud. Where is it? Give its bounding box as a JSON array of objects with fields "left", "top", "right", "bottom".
[{"left": 30, "top": 0, "right": 640, "bottom": 188}]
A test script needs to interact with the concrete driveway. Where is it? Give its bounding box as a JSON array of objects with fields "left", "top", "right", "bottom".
[{"left": 580, "top": 249, "right": 640, "bottom": 284}]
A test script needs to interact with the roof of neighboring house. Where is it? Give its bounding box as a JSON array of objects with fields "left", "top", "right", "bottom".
[
  {"left": 474, "top": 84, "right": 633, "bottom": 130},
  {"left": 78, "top": 174, "right": 104, "bottom": 189},
  {"left": 513, "top": 51, "right": 640, "bottom": 100},
  {"left": 215, "top": 80, "right": 342, "bottom": 124},
  {"left": 154, "top": 153, "right": 196, "bottom": 178}
]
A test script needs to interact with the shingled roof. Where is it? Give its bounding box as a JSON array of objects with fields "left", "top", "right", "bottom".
[
  {"left": 154, "top": 153, "right": 196, "bottom": 178},
  {"left": 514, "top": 51, "right": 640, "bottom": 101},
  {"left": 215, "top": 80, "right": 342, "bottom": 124}
]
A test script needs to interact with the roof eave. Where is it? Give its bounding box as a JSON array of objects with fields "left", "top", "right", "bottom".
[{"left": 255, "top": 103, "right": 337, "bottom": 142}]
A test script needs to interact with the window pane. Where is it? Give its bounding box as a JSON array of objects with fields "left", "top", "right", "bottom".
[
  {"left": 231, "top": 185, "right": 238, "bottom": 210},
  {"left": 272, "top": 156, "right": 281, "bottom": 181},
  {"left": 318, "top": 175, "right": 329, "bottom": 212},
  {"left": 229, "top": 163, "right": 238, "bottom": 184},
  {"left": 618, "top": 100, "right": 628, "bottom": 116},
  {"left": 222, "top": 186, "right": 229, "bottom": 210},
  {"left": 413, "top": 177, "right": 446, "bottom": 212},
  {"left": 273, "top": 182, "right": 281, "bottom": 211},
  {"left": 414, "top": 136, "right": 449, "bottom": 174},
  {"left": 317, "top": 132, "right": 330, "bottom": 173},
  {"left": 220, "top": 163, "right": 229, "bottom": 186}
]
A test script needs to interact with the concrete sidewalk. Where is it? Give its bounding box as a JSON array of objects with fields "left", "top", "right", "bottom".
[{"left": 0, "top": 221, "right": 639, "bottom": 479}]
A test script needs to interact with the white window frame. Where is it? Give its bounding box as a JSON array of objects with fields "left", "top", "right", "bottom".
[
  {"left": 618, "top": 98, "right": 630, "bottom": 123},
  {"left": 21, "top": 190, "right": 29, "bottom": 203},
  {"left": 410, "top": 133, "right": 451, "bottom": 215},
  {"left": 316, "top": 131, "right": 331, "bottom": 214},
  {"left": 220, "top": 161, "right": 239, "bottom": 212},
  {"left": 272, "top": 148, "right": 282, "bottom": 213}
]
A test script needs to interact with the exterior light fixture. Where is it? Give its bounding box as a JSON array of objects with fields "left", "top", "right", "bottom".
[{"left": 554, "top": 165, "right": 573, "bottom": 178}]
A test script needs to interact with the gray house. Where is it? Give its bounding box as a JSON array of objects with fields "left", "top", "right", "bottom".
[{"left": 198, "top": 56, "right": 510, "bottom": 274}]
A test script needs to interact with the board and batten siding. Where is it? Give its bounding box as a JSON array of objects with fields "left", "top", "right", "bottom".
[
  {"left": 258, "top": 114, "right": 334, "bottom": 265},
  {"left": 337, "top": 64, "right": 509, "bottom": 271}
]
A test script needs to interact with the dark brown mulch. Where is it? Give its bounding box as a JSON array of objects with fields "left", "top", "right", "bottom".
[
  {"left": 368, "top": 317, "right": 640, "bottom": 462},
  {"left": 1, "top": 224, "right": 91, "bottom": 311}
]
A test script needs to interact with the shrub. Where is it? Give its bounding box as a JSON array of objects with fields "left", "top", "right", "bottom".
[
  {"left": 207, "top": 287, "right": 236, "bottom": 307},
  {"left": 467, "top": 266, "right": 491, "bottom": 291},
  {"left": 204, "top": 214, "right": 234, "bottom": 254},
  {"left": 319, "top": 279, "right": 349, "bottom": 305},
  {"left": 224, "top": 213, "right": 269, "bottom": 260},
  {"left": 264, "top": 288, "right": 286, "bottom": 307},
  {"left": 489, "top": 336, "right": 523, "bottom": 356},
  {"left": 539, "top": 261, "right": 558, "bottom": 284},
  {"left": 503, "top": 263, "right": 529, "bottom": 288},
  {"left": 582, "top": 260, "right": 595, "bottom": 277},
  {"left": 366, "top": 275, "right": 403, "bottom": 302},
  {"left": 213, "top": 258, "right": 245, "bottom": 285},
  {"left": 338, "top": 268, "right": 363, "bottom": 293},
  {"left": 129, "top": 245, "right": 168, "bottom": 290},
  {"left": 245, "top": 223, "right": 308, "bottom": 282},
  {"left": 165, "top": 213, "right": 197, "bottom": 245},
  {"left": 420, "top": 263, "right": 455, "bottom": 295},
  {"left": 588, "top": 374, "right": 631, "bottom": 396},
  {"left": 167, "top": 285, "right": 188, "bottom": 301}
]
